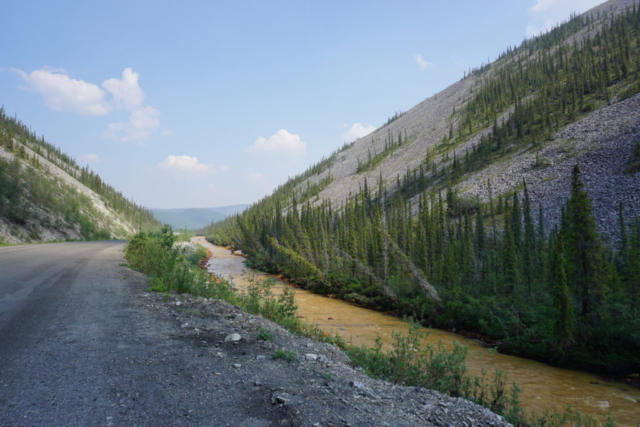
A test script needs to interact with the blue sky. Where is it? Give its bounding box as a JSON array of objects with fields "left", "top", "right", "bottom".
[{"left": 1, "top": 0, "right": 602, "bottom": 208}]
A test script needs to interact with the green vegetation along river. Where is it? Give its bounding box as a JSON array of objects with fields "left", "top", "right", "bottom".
[{"left": 194, "top": 237, "right": 640, "bottom": 426}]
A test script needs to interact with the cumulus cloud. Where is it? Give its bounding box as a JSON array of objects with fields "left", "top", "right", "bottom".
[
  {"left": 342, "top": 123, "right": 375, "bottom": 142},
  {"left": 526, "top": 0, "right": 601, "bottom": 37},
  {"left": 78, "top": 153, "right": 100, "bottom": 163},
  {"left": 156, "top": 155, "right": 214, "bottom": 176},
  {"left": 105, "top": 105, "right": 160, "bottom": 143},
  {"left": 14, "top": 68, "right": 110, "bottom": 116},
  {"left": 246, "top": 129, "right": 306, "bottom": 155},
  {"left": 415, "top": 54, "right": 434, "bottom": 71},
  {"left": 102, "top": 68, "right": 144, "bottom": 111},
  {"left": 14, "top": 67, "right": 167, "bottom": 143}
]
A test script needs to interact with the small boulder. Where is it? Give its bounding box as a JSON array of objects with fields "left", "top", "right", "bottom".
[{"left": 224, "top": 333, "right": 242, "bottom": 342}]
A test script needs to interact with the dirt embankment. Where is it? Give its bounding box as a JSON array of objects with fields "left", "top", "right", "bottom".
[{"left": 140, "top": 287, "right": 511, "bottom": 426}]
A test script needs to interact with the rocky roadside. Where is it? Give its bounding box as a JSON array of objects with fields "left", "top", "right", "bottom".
[{"left": 135, "top": 285, "right": 511, "bottom": 427}]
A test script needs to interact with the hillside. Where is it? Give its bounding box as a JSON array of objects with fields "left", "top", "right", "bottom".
[
  {"left": 289, "top": 0, "right": 639, "bottom": 237},
  {"left": 151, "top": 205, "right": 249, "bottom": 230},
  {"left": 0, "top": 109, "right": 160, "bottom": 244},
  {"left": 207, "top": 0, "right": 640, "bottom": 376}
]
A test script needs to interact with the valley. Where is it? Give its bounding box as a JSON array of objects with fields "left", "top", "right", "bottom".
[{"left": 1, "top": 0, "right": 640, "bottom": 425}]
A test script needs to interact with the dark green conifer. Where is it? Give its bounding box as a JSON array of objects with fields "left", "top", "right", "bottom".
[{"left": 551, "top": 234, "right": 576, "bottom": 362}]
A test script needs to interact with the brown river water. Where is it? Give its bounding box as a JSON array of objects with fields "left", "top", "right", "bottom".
[{"left": 193, "top": 237, "right": 640, "bottom": 426}]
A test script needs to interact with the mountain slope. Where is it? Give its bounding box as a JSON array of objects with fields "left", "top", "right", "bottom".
[
  {"left": 207, "top": 0, "right": 640, "bottom": 378},
  {"left": 292, "top": 0, "right": 640, "bottom": 236},
  {"left": 0, "top": 109, "right": 160, "bottom": 244}
]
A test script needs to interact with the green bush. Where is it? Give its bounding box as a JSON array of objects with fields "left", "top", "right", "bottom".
[
  {"left": 256, "top": 327, "right": 274, "bottom": 341},
  {"left": 125, "top": 226, "right": 193, "bottom": 293},
  {"left": 271, "top": 349, "right": 296, "bottom": 363}
]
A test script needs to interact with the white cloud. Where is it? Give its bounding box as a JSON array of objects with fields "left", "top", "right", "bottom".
[
  {"left": 14, "top": 68, "right": 109, "bottom": 116},
  {"left": 342, "top": 123, "right": 375, "bottom": 142},
  {"left": 14, "top": 67, "right": 168, "bottom": 143},
  {"left": 526, "top": 0, "right": 601, "bottom": 37},
  {"left": 246, "top": 129, "right": 306, "bottom": 155},
  {"left": 102, "top": 68, "right": 144, "bottom": 111},
  {"left": 78, "top": 153, "right": 100, "bottom": 163},
  {"left": 156, "top": 155, "right": 214, "bottom": 176},
  {"left": 219, "top": 165, "right": 230, "bottom": 173},
  {"left": 102, "top": 69, "right": 163, "bottom": 143},
  {"left": 415, "top": 54, "right": 434, "bottom": 71},
  {"left": 105, "top": 105, "right": 160, "bottom": 143}
]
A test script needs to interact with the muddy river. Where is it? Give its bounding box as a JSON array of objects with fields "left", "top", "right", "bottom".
[{"left": 193, "top": 237, "right": 640, "bottom": 426}]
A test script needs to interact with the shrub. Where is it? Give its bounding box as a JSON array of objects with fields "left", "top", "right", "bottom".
[
  {"left": 257, "top": 327, "right": 274, "bottom": 341},
  {"left": 271, "top": 349, "right": 296, "bottom": 363}
]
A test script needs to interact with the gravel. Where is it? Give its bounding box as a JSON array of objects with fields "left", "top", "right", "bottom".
[{"left": 138, "top": 287, "right": 512, "bottom": 427}]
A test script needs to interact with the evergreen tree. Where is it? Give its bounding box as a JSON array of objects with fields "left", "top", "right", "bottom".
[
  {"left": 551, "top": 234, "right": 576, "bottom": 362},
  {"left": 564, "top": 164, "right": 603, "bottom": 320}
]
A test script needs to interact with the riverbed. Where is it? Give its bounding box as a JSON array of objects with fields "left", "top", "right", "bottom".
[{"left": 193, "top": 237, "right": 640, "bottom": 426}]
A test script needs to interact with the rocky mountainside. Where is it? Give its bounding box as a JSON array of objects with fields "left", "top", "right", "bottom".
[
  {"left": 290, "top": 0, "right": 639, "bottom": 239},
  {"left": 0, "top": 110, "right": 159, "bottom": 244},
  {"left": 206, "top": 0, "right": 640, "bottom": 379}
]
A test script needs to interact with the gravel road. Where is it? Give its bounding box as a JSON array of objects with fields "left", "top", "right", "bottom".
[{"left": 0, "top": 242, "right": 509, "bottom": 426}]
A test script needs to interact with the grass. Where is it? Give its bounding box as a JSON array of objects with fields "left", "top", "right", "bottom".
[
  {"left": 257, "top": 327, "right": 274, "bottom": 341},
  {"left": 271, "top": 349, "right": 296, "bottom": 363}
]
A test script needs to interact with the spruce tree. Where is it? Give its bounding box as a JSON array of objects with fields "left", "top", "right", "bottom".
[
  {"left": 551, "top": 234, "right": 576, "bottom": 362},
  {"left": 564, "top": 164, "right": 602, "bottom": 319}
]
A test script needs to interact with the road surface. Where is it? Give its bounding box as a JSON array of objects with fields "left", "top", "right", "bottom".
[{"left": 0, "top": 241, "right": 279, "bottom": 426}]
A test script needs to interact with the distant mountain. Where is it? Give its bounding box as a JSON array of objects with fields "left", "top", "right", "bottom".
[
  {"left": 206, "top": 204, "right": 251, "bottom": 217},
  {"left": 151, "top": 205, "right": 249, "bottom": 230},
  {"left": 0, "top": 109, "right": 160, "bottom": 244}
]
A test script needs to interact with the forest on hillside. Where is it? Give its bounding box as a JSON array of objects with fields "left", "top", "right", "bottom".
[
  {"left": 207, "top": 5, "right": 640, "bottom": 374},
  {"left": 0, "top": 109, "right": 160, "bottom": 241}
]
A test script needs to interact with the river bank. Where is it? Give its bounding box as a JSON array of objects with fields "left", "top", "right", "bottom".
[
  {"left": 194, "top": 237, "right": 640, "bottom": 426},
  {"left": 140, "top": 261, "right": 510, "bottom": 425}
]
